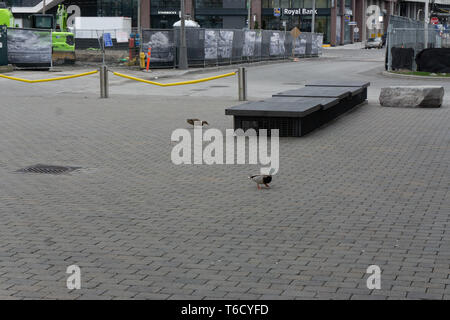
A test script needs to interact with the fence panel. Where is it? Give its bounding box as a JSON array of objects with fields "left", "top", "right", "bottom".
[
  {"left": 387, "top": 27, "right": 442, "bottom": 71},
  {"left": 7, "top": 28, "right": 52, "bottom": 68},
  {"left": 72, "top": 27, "right": 323, "bottom": 68},
  {"left": 142, "top": 29, "right": 176, "bottom": 66}
]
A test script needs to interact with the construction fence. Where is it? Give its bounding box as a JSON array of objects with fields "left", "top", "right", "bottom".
[
  {"left": 72, "top": 28, "right": 323, "bottom": 68},
  {"left": 142, "top": 28, "right": 323, "bottom": 68},
  {"left": 3, "top": 27, "right": 323, "bottom": 68},
  {"left": 386, "top": 15, "right": 450, "bottom": 72}
]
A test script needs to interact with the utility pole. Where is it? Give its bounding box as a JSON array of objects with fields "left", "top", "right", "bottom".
[
  {"left": 137, "top": 0, "right": 141, "bottom": 34},
  {"left": 424, "top": 0, "right": 429, "bottom": 48},
  {"left": 43, "top": 0, "right": 46, "bottom": 14},
  {"left": 179, "top": 0, "right": 188, "bottom": 70},
  {"left": 311, "top": 0, "right": 316, "bottom": 33},
  {"left": 247, "top": 0, "right": 251, "bottom": 29}
]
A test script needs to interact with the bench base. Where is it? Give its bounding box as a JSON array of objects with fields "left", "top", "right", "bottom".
[
  {"left": 233, "top": 91, "right": 367, "bottom": 137},
  {"left": 234, "top": 112, "right": 322, "bottom": 137}
]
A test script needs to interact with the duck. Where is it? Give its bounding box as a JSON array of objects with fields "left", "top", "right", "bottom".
[
  {"left": 249, "top": 174, "right": 272, "bottom": 190},
  {"left": 187, "top": 119, "right": 209, "bottom": 127}
]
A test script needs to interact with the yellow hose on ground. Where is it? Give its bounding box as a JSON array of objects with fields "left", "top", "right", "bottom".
[
  {"left": 0, "top": 70, "right": 99, "bottom": 83},
  {"left": 112, "top": 71, "right": 237, "bottom": 87}
]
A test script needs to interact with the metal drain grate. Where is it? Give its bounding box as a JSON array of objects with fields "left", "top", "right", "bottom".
[{"left": 16, "top": 164, "right": 81, "bottom": 175}]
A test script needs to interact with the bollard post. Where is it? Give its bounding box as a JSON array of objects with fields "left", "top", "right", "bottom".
[
  {"left": 100, "top": 65, "right": 109, "bottom": 98},
  {"left": 238, "top": 67, "right": 247, "bottom": 101}
]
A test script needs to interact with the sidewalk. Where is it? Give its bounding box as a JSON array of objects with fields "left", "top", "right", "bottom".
[
  {"left": 324, "top": 42, "right": 364, "bottom": 50},
  {"left": 51, "top": 58, "right": 300, "bottom": 81}
]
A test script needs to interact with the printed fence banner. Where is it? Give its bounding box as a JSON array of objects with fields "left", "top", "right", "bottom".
[
  {"left": 294, "top": 35, "right": 307, "bottom": 55},
  {"left": 204, "top": 29, "right": 218, "bottom": 60},
  {"left": 243, "top": 30, "right": 256, "bottom": 57},
  {"left": 142, "top": 30, "right": 175, "bottom": 63},
  {"left": 141, "top": 28, "right": 322, "bottom": 65},
  {"left": 7, "top": 28, "right": 52, "bottom": 66},
  {"left": 218, "top": 30, "right": 233, "bottom": 59},
  {"left": 269, "top": 31, "right": 286, "bottom": 56}
]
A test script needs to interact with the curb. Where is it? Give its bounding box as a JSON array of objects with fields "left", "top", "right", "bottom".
[
  {"left": 382, "top": 70, "right": 450, "bottom": 80},
  {"left": 140, "top": 57, "right": 321, "bottom": 80}
]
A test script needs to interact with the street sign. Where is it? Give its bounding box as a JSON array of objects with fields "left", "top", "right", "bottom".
[
  {"left": 290, "top": 27, "right": 301, "bottom": 39},
  {"left": 103, "top": 33, "right": 113, "bottom": 47},
  {"left": 431, "top": 17, "right": 439, "bottom": 25},
  {"left": 348, "top": 21, "right": 357, "bottom": 26},
  {"left": 354, "top": 27, "right": 359, "bottom": 33}
]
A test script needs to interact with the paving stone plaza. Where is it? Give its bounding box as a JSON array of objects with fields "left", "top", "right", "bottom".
[{"left": 0, "top": 47, "right": 449, "bottom": 299}]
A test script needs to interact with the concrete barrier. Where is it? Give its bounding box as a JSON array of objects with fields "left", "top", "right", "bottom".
[{"left": 379, "top": 86, "right": 444, "bottom": 108}]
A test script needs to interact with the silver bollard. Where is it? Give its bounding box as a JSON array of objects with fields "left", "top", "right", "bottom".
[
  {"left": 238, "top": 67, "right": 247, "bottom": 101},
  {"left": 100, "top": 65, "right": 109, "bottom": 98}
]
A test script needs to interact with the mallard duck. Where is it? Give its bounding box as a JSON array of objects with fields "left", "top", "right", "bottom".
[
  {"left": 187, "top": 119, "right": 208, "bottom": 127},
  {"left": 249, "top": 174, "right": 272, "bottom": 190}
]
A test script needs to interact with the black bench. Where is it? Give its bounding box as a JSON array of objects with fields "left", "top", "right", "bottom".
[
  {"left": 305, "top": 80, "right": 369, "bottom": 101},
  {"left": 225, "top": 81, "right": 370, "bottom": 137},
  {"left": 305, "top": 80, "right": 370, "bottom": 87},
  {"left": 225, "top": 97, "right": 338, "bottom": 137},
  {"left": 272, "top": 86, "right": 366, "bottom": 123}
]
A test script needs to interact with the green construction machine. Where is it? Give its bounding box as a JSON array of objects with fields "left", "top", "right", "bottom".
[
  {"left": 0, "top": 3, "right": 75, "bottom": 64},
  {"left": 0, "top": 2, "right": 13, "bottom": 27},
  {"left": 31, "top": 4, "right": 76, "bottom": 64}
]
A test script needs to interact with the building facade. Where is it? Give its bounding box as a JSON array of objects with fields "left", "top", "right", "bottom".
[
  {"left": 8, "top": 0, "right": 450, "bottom": 45},
  {"left": 145, "top": 0, "right": 395, "bottom": 45}
]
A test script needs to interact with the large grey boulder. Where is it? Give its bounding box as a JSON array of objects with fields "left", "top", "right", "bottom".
[{"left": 379, "top": 86, "right": 444, "bottom": 108}]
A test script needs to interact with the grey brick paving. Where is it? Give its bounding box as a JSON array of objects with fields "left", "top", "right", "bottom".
[{"left": 0, "top": 47, "right": 449, "bottom": 299}]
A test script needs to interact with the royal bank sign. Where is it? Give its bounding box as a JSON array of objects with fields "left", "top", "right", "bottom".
[
  {"left": 283, "top": 8, "right": 318, "bottom": 15},
  {"left": 273, "top": 8, "right": 330, "bottom": 17}
]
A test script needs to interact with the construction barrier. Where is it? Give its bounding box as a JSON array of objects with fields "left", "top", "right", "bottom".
[
  {"left": 0, "top": 67, "right": 246, "bottom": 100},
  {"left": 112, "top": 70, "right": 237, "bottom": 87},
  {"left": 0, "top": 70, "right": 99, "bottom": 83}
]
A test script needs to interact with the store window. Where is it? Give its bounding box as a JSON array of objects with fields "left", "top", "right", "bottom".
[
  {"left": 151, "top": 16, "right": 179, "bottom": 29},
  {"left": 195, "top": 15, "right": 223, "bottom": 28},
  {"left": 97, "top": 0, "right": 137, "bottom": 25},
  {"left": 299, "top": 15, "right": 330, "bottom": 42},
  {"left": 317, "top": 0, "right": 330, "bottom": 8},
  {"left": 263, "top": 0, "right": 280, "bottom": 8},
  {"left": 196, "top": 0, "right": 224, "bottom": 8},
  {"left": 263, "top": 0, "right": 330, "bottom": 7},
  {"left": 261, "top": 15, "right": 282, "bottom": 29},
  {"left": 151, "top": 0, "right": 180, "bottom": 8}
]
